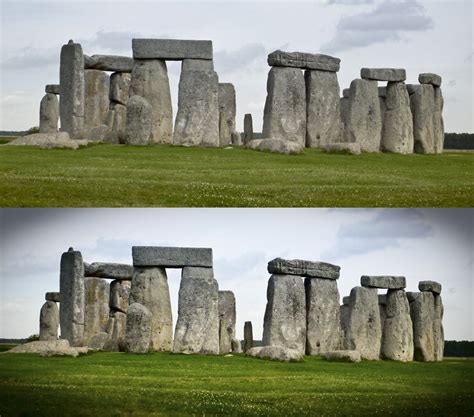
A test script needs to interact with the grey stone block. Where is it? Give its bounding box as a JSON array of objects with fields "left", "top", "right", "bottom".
[
  {"left": 45, "top": 292, "right": 61, "bottom": 302},
  {"left": 39, "top": 93, "right": 59, "bottom": 133},
  {"left": 84, "top": 262, "right": 133, "bottom": 280},
  {"left": 84, "top": 54, "right": 133, "bottom": 72},
  {"left": 124, "top": 302, "right": 152, "bottom": 353},
  {"left": 123, "top": 95, "right": 152, "bottom": 146},
  {"left": 132, "top": 246, "right": 213, "bottom": 267},
  {"left": 419, "top": 73, "right": 442, "bottom": 87},
  {"left": 39, "top": 301, "right": 59, "bottom": 341},
  {"left": 361, "top": 68, "right": 406, "bottom": 82},
  {"left": 45, "top": 84, "right": 60, "bottom": 94},
  {"left": 132, "top": 39, "right": 213, "bottom": 60},
  {"left": 418, "top": 280, "right": 442, "bottom": 294},
  {"left": 243, "top": 321, "right": 253, "bottom": 352},
  {"left": 268, "top": 50, "right": 340, "bottom": 72},
  {"left": 268, "top": 258, "right": 340, "bottom": 279},
  {"left": 182, "top": 59, "right": 214, "bottom": 71},
  {"left": 243, "top": 113, "right": 253, "bottom": 144},
  {"left": 361, "top": 275, "right": 406, "bottom": 289},
  {"left": 83, "top": 277, "right": 110, "bottom": 345}
]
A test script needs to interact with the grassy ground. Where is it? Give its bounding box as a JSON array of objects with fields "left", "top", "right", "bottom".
[
  {"left": 0, "top": 351, "right": 472, "bottom": 417},
  {"left": 0, "top": 144, "right": 472, "bottom": 207}
]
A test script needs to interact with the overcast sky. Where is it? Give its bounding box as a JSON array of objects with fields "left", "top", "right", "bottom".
[
  {"left": 0, "top": 208, "right": 472, "bottom": 341},
  {"left": 0, "top": 0, "right": 472, "bottom": 132}
]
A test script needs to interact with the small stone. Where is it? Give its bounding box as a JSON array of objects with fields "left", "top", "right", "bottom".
[
  {"left": 123, "top": 95, "right": 152, "bottom": 146},
  {"left": 39, "top": 93, "right": 59, "bottom": 133},
  {"left": 243, "top": 113, "right": 254, "bottom": 144},
  {"left": 109, "top": 72, "right": 131, "bottom": 105},
  {"left": 132, "top": 246, "right": 213, "bottom": 268},
  {"left": 268, "top": 50, "right": 340, "bottom": 72},
  {"left": 246, "top": 346, "right": 304, "bottom": 362},
  {"left": 418, "top": 73, "right": 442, "bottom": 87},
  {"left": 418, "top": 280, "right": 442, "bottom": 294},
  {"left": 243, "top": 321, "right": 253, "bottom": 352},
  {"left": 108, "top": 102, "right": 127, "bottom": 144},
  {"left": 182, "top": 59, "right": 214, "bottom": 71},
  {"left": 88, "top": 332, "right": 110, "bottom": 350},
  {"left": 3, "top": 132, "right": 86, "bottom": 150},
  {"left": 342, "top": 88, "right": 350, "bottom": 98},
  {"left": 378, "top": 294, "right": 387, "bottom": 305},
  {"left": 324, "top": 350, "right": 361, "bottom": 363},
  {"left": 342, "top": 296, "right": 350, "bottom": 306},
  {"left": 218, "top": 291, "right": 236, "bottom": 354},
  {"left": 267, "top": 258, "right": 340, "bottom": 279},
  {"left": 378, "top": 87, "right": 387, "bottom": 98},
  {"left": 45, "top": 84, "right": 60, "bottom": 95},
  {"left": 45, "top": 292, "right": 60, "bottom": 302},
  {"left": 124, "top": 303, "right": 152, "bottom": 354},
  {"left": 86, "top": 125, "right": 110, "bottom": 143},
  {"left": 406, "top": 84, "right": 420, "bottom": 95},
  {"left": 231, "top": 338, "right": 242, "bottom": 353},
  {"left": 246, "top": 138, "right": 303, "bottom": 155},
  {"left": 361, "top": 276, "right": 406, "bottom": 289},
  {"left": 231, "top": 131, "right": 242, "bottom": 146},
  {"left": 361, "top": 68, "right": 406, "bottom": 82},
  {"left": 39, "top": 301, "right": 59, "bottom": 341},
  {"left": 132, "top": 39, "right": 213, "bottom": 60}
]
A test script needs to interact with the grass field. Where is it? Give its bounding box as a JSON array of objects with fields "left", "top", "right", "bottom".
[
  {"left": 0, "top": 351, "right": 473, "bottom": 417},
  {"left": 0, "top": 144, "right": 473, "bottom": 207}
]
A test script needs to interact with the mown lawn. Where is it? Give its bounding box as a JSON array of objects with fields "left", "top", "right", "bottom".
[
  {"left": 0, "top": 351, "right": 472, "bottom": 417},
  {"left": 0, "top": 144, "right": 472, "bottom": 207}
]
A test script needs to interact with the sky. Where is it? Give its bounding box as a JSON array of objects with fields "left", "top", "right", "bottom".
[
  {"left": 0, "top": 208, "right": 472, "bottom": 341},
  {"left": 0, "top": 0, "right": 473, "bottom": 133}
]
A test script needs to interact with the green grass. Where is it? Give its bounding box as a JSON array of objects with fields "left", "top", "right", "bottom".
[
  {"left": 0, "top": 144, "right": 473, "bottom": 207},
  {"left": 0, "top": 352, "right": 472, "bottom": 417},
  {"left": 0, "top": 136, "right": 16, "bottom": 144}
]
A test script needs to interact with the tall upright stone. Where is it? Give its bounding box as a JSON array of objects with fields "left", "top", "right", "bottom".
[
  {"left": 174, "top": 62, "right": 219, "bottom": 147},
  {"left": 59, "top": 40, "right": 85, "bottom": 139},
  {"left": 305, "top": 69, "right": 342, "bottom": 147},
  {"left": 108, "top": 103, "right": 127, "bottom": 143},
  {"left": 408, "top": 291, "right": 435, "bottom": 361},
  {"left": 262, "top": 274, "right": 306, "bottom": 354},
  {"left": 346, "top": 286, "right": 381, "bottom": 360},
  {"left": 83, "top": 277, "right": 110, "bottom": 345},
  {"left": 129, "top": 266, "right": 173, "bottom": 351},
  {"left": 218, "top": 83, "right": 236, "bottom": 147},
  {"left": 243, "top": 321, "right": 253, "bottom": 352},
  {"left": 84, "top": 70, "right": 110, "bottom": 134},
  {"left": 39, "top": 301, "right": 59, "bottom": 341},
  {"left": 124, "top": 302, "right": 152, "bottom": 354},
  {"left": 345, "top": 79, "right": 382, "bottom": 152},
  {"left": 129, "top": 59, "right": 173, "bottom": 144},
  {"left": 59, "top": 247, "right": 85, "bottom": 347},
  {"left": 433, "top": 87, "right": 444, "bottom": 154},
  {"left": 243, "top": 113, "right": 253, "bottom": 144},
  {"left": 382, "top": 289, "right": 413, "bottom": 362},
  {"left": 110, "top": 280, "right": 131, "bottom": 313},
  {"left": 123, "top": 95, "right": 152, "bottom": 146},
  {"left": 340, "top": 97, "right": 350, "bottom": 131},
  {"left": 219, "top": 112, "right": 231, "bottom": 147},
  {"left": 381, "top": 82, "right": 414, "bottom": 154},
  {"left": 110, "top": 72, "right": 131, "bottom": 105},
  {"left": 218, "top": 291, "right": 236, "bottom": 354},
  {"left": 433, "top": 294, "right": 444, "bottom": 361},
  {"left": 410, "top": 84, "right": 435, "bottom": 154},
  {"left": 340, "top": 304, "right": 350, "bottom": 349},
  {"left": 39, "top": 93, "right": 59, "bottom": 133},
  {"left": 173, "top": 267, "right": 219, "bottom": 354},
  {"left": 262, "top": 67, "right": 306, "bottom": 146}
]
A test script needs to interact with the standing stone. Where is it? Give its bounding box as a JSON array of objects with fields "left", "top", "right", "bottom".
[
  {"left": 345, "top": 79, "right": 382, "bottom": 152},
  {"left": 59, "top": 247, "right": 85, "bottom": 347},
  {"left": 45, "top": 84, "right": 60, "bottom": 95},
  {"left": 174, "top": 66, "right": 219, "bottom": 147},
  {"left": 305, "top": 277, "right": 341, "bottom": 355},
  {"left": 129, "top": 59, "right": 173, "bottom": 144},
  {"left": 346, "top": 286, "right": 381, "bottom": 360},
  {"left": 39, "top": 301, "right": 59, "bottom": 341},
  {"left": 83, "top": 277, "right": 110, "bottom": 345},
  {"left": 218, "top": 291, "right": 236, "bottom": 354},
  {"left": 408, "top": 291, "right": 435, "bottom": 361},
  {"left": 268, "top": 50, "right": 340, "bottom": 72},
  {"left": 419, "top": 73, "right": 442, "bottom": 87},
  {"left": 410, "top": 84, "right": 435, "bottom": 154},
  {"left": 379, "top": 294, "right": 387, "bottom": 356},
  {"left": 110, "top": 280, "right": 131, "bottom": 313},
  {"left": 84, "top": 69, "right": 110, "bottom": 134},
  {"left": 218, "top": 83, "right": 236, "bottom": 147},
  {"left": 382, "top": 289, "right": 413, "bottom": 362},
  {"left": 123, "top": 96, "right": 152, "bottom": 146},
  {"left": 340, "top": 304, "right": 350, "bottom": 349},
  {"left": 129, "top": 267, "right": 173, "bottom": 351},
  {"left": 109, "top": 72, "right": 131, "bottom": 106},
  {"left": 243, "top": 113, "right": 253, "bottom": 144},
  {"left": 173, "top": 267, "right": 219, "bottom": 354},
  {"left": 433, "top": 87, "right": 444, "bottom": 154},
  {"left": 361, "top": 68, "right": 406, "bottom": 82},
  {"left": 45, "top": 292, "right": 60, "bottom": 302},
  {"left": 106, "top": 310, "right": 127, "bottom": 351},
  {"left": 243, "top": 321, "right": 253, "bottom": 352},
  {"left": 231, "top": 131, "right": 242, "bottom": 146},
  {"left": 108, "top": 102, "right": 127, "bottom": 143},
  {"left": 39, "top": 93, "right": 59, "bottom": 133},
  {"left": 231, "top": 338, "right": 242, "bottom": 353},
  {"left": 219, "top": 318, "right": 231, "bottom": 354},
  {"left": 381, "top": 82, "right": 414, "bottom": 154},
  {"left": 219, "top": 112, "right": 231, "bottom": 147},
  {"left": 124, "top": 303, "right": 152, "bottom": 354},
  {"left": 379, "top": 95, "right": 387, "bottom": 127},
  {"left": 59, "top": 40, "right": 85, "bottom": 138},
  {"left": 340, "top": 97, "right": 350, "bottom": 130},
  {"left": 262, "top": 274, "right": 306, "bottom": 354},
  {"left": 433, "top": 294, "right": 444, "bottom": 361},
  {"left": 305, "top": 70, "right": 342, "bottom": 147}
]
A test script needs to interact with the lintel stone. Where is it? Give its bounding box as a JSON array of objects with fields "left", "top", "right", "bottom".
[
  {"left": 132, "top": 39, "right": 213, "bottom": 60},
  {"left": 45, "top": 84, "right": 60, "bottom": 94},
  {"left": 418, "top": 73, "right": 442, "bottom": 87},
  {"left": 132, "top": 246, "right": 213, "bottom": 267},
  {"left": 361, "top": 68, "right": 406, "bottom": 82},
  {"left": 45, "top": 292, "right": 61, "bottom": 302},
  {"left": 418, "top": 280, "right": 442, "bottom": 294},
  {"left": 267, "top": 257, "right": 340, "bottom": 279},
  {"left": 84, "top": 55, "right": 133, "bottom": 72},
  {"left": 360, "top": 275, "right": 406, "bottom": 289},
  {"left": 84, "top": 262, "right": 133, "bottom": 280},
  {"left": 268, "top": 50, "right": 340, "bottom": 72}
]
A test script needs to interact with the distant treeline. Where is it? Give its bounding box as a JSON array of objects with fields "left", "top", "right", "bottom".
[{"left": 444, "top": 340, "right": 474, "bottom": 357}]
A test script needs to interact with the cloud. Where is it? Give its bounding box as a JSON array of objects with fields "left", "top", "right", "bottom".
[
  {"left": 327, "top": 0, "right": 374, "bottom": 4},
  {"left": 214, "top": 43, "right": 267, "bottom": 74},
  {"left": 322, "top": 0, "right": 434, "bottom": 53},
  {"left": 1, "top": 47, "right": 58, "bottom": 70}
]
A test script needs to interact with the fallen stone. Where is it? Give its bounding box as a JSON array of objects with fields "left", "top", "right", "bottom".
[
  {"left": 324, "top": 350, "right": 361, "bottom": 363},
  {"left": 5, "top": 339, "right": 69, "bottom": 354},
  {"left": 110, "top": 279, "right": 131, "bottom": 313},
  {"left": 132, "top": 39, "right": 213, "bottom": 60},
  {"left": 410, "top": 84, "right": 435, "bottom": 154},
  {"left": 243, "top": 113, "right": 253, "bottom": 144},
  {"left": 218, "top": 291, "right": 236, "bottom": 354},
  {"left": 84, "top": 69, "right": 110, "bottom": 132},
  {"left": 262, "top": 67, "right": 306, "bottom": 146},
  {"left": 419, "top": 280, "right": 442, "bottom": 294},
  {"left": 45, "top": 292, "right": 60, "bottom": 302},
  {"left": 124, "top": 302, "right": 152, "bottom": 354},
  {"left": 110, "top": 72, "right": 131, "bottom": 105},
  {"left": 419, "top": 73, "right": 442, "bottom": 87},
  {"left": 39, "top": 93, "right": 59, "bottom": 133},
  {"left": 268, "top": 258, "right": 340, "bottom": 279},
  {"left": 361, "top": 276, "right": 406, "bottom": 289},
  {"left": 231, "top": 338, "right": 242, "bottom": 353},
  {"left": 408, "top": 291, "right": 435, "bottom": 361},
  {"left": 132, "top": 246, "right": 213, "bottom": 268},
  {"left": 88, "top": 332, "right": 110, "bottom": 350},
  {"left": 361, "top": 68, "right": 406, "bottom": 82},
  {"left": 246, "top": 346, "right": 304, "bottom": 362},
  {"left": 83, "top": 277, "right": 110, "bottom": 345},
  {"left": 3, "top": 132, "right": 87, "bottom": 150},
  {"left": 268, "top": 50, "right": 340, "bottom": 72},
  {"left": 340, "top": 97, "right": 350, "bottom": 129},
  {"left": 323, "top": 143, "right": 361, "bottom": 155},
  {"left": 39, "top": 301, "right": 59, "bottom": 341},
  {"left": 246, "top": 138, "right": 303, "bottom": 155},
  {"left": 84, "top": 54, "right": 133, "bottom": 72},
  {"left": 182, "top": 59, "right": 214, "bottom": 71},
  {"left": 123, "top": 95, "right": 152, "bottom": 146},
  {"left": 243, "top": 321, "right": 253, "bottom": 352},
  {"left": 218, "top": 83, "right": 236, "bottom": 147},
  {"left": 45, "top": 84, "right": 60, "bottom": 95},
  {"left": 231, "top": 131, "right": 242, "bottom": 146},
  {"left": 40, "top": 347, "right": 88, "bottom": 357},
  {"left": 84, "top": 262, "right": 133, "bottom": 280}
]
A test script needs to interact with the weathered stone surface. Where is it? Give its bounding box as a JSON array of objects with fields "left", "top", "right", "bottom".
[
  {"left": 39, "top": 93, "right": 59, "bottom": 133},
  {"left": 361, "top": 68, "right": 406, "bottom": 82},
  {"left": 218, "top": 83, "right": 236, "bottom": 147},
  {"left": 305, "top": 277, "right": 341, "bottom": 355},
  {"left": 106, "top": 310, "right": 127, "bottom": 352},
  {"left": 243, "top": 113, "right": 253, "bottom": 144},
  {"left": 59, "top": 248, "right": 85, "bottom": 347},
  {"left": 182, "top": 59, "right": 214, "bottom": 71},
  {"left": 231, "top": 131, "right": 241, "bottom": 146},
  {"left": 378, "top": 87, "right": 387, "bottom": 98},
  {"left": 174, "top": 68, "right": 219, "bottom": 147},
  {"left": 268, "top": 50, "right": 340, "bottom": 72},
  {"left": 110, "top": 72, "right": 131, "bottom": 105},
  {"left": 305, "top": 70, "right": 343, "bottom": 147},
  {"left": 88, "top": 332, "right": 110, "bottom": 350},
  {"left": 218, "top": 291, "right": 236, "bottom": 354},
  {"left": 323, "top": 143, "right": 361, "bottom": 155},
  {"left": 39, "top": 301, "right": 59, "bottom": 341},
  {"left": 6, "top": 340, "right": 86, "bottom": 357},
  {"left": 342, "top": 88, "right": 350, "bottom": 98},
  {"left": 345, "top": 79, "right": 382, "bottom": 152},
  {"left": 3, "top": 132, "right": 88, "bottom": 150},
  {"left": 132, "top": 246, "right": 213, "bottom": 268},
  {"left": 84, "top": 70, "right": 110, "bottom": 132},
  {"left": 60, "top": 40, "right": 85, "bottom": 138},
  {"left": 124, "top": 302, "right": 152, "bottom": 353},
  {"left": 84, "top": 262, "right": 133, "bottom": 280},
  {"left": 379, "top": 96, "right": 387, "bottom": 126},
  {"left": 45, "top": 292, "right": 60, "bottom": 302},
  {"left": 110, "top": 280, "right": 131, "bottom": 313},
  {"left": 406, "top": 84, "right": 420, "bottom": 95},
  {"left": 263, "top": 274, "right": 306, "bottom": 354},
  {"left": 246, "top": 346, "right": 304, "bottom": 362},
  {"left": 410, "top": 84, "right": 435, "bottom": 154},
  {"left": 378, "top": 294, "right": 387, "bottom": 305},
  {"left": 361, "top": 275, "right": 406, "bottom": 289},
  {"left": 83, "top": 277, "right": 110, "bottom": 345},
  {"left": 262, "top": 67, "right": 306, "bottom": 146},
  {"left": 173, "top": 267, "right": 219, "bottom": 355},
  {"left": 382, "top": 289, "right": 413, "bottom": 361},
  {"left": 219, "top": 111, "right": 231, "bottom": 148},
  {"left": 85, "top": 124, "right": 110, "bottom": 143},
  {"left": 419, "top": 280, "right": 442, "bottom": 294},
  {"left": 108, "top": 102, "right": 127, "bottom": 143},
  {"left": 231, "top": 338, "right": 242, "bottom": 353},
  {"left": 433, "top": 294, "right": 444, "bottom": 361},
  {"left": 244, "top": 321, "right": 253, "bottom": 352},
  {"left": 130, "top": 267, "right": 173, "bottom": 351},
  {"left": 340, "top": 97, "right": 350, "bottom": 128},
  {"left": 433, "top": 87, "right": 444, "bottom": 154},
  {"left": 419, "top": 73, "right": 442, "bottom": 87},
  {"left": 381, "top": 82, "right": 414, "bottom": 154},
  {"left": 132, "top": 39, "right": 213, "bottom": 60},
  {"left": 123, "top": 95, "right": 152, "bottom": 146},
  {"left": 129, "top": 59, "right": 173, "bottom": 144},
  {"left": 340, "top": 304, "right": 350, "bottom": 349},
  {"left": 84, "top": 54, "right": 133, "bottom": 72},
  {"left": 246, "top": 138, "right": 303, "bottom": 154},
  {"left": 324, "top": 350, "right": 361, "bottom": 363},
  {"left": 408, "top": 291, "right": 435, "bottom": 361},
  {"left": 45, "top": 84, "right": 60, "bottom": 95},
  {"left": 346, "top": 287, "right": 381, "bottom": 360},
  {"left": 268, "top": 258, "right": 340, "bottom": 279}
]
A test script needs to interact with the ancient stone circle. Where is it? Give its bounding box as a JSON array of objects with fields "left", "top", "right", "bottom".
[
  {"left": 37, "top": 39, "right": 444, "bottom": 154},
  {"left": 39, "top": 246, "right": 443, "bottom": 362}
]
